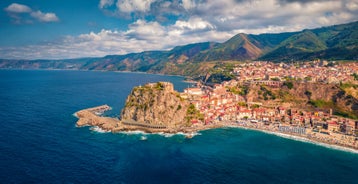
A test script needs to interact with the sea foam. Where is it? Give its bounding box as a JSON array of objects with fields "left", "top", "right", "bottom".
[
  {"left": 90, "top": 126, "right": 110, "bottom": 133},
  {"left": 232, "top": 126, "right": 358, "bottom": 154},
  {"left": 116, "top": 130, "right": 201, "bottom": 138}
]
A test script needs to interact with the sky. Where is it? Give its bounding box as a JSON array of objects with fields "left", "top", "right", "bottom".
[{"left": 0, "top": 0, "right": 357, "bottom": 60}]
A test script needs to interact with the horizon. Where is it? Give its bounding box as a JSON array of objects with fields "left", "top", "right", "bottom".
[{"left": 1, "top": 0, "right": 357, "bottom": 60}]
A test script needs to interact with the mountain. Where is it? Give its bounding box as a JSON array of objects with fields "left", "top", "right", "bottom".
[
  {"left": 0, "top": 21, "right": 357, "bottom": 74},
  {"left": 261, "top": 21, "right": 358, "bottom": 61},
  {"left": 192, "top": 32, "right": 296, "bottom": 62}
]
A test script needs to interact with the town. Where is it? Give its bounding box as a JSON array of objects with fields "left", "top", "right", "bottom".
[{"left": 181, "top": 61, "right": 358, "bottom": 149}]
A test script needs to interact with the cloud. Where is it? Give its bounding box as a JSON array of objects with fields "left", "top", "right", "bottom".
[
  {"left": 182, "top": 0, "right": 196, "bottom": 10},
  {"left": 4, "top": 3, "right": 32, "bottom": 13},
  {"left": 99, "top": 0, "right": 115, "bottom": 8},
  {"left": 346, "top": 1, "right": 358, "bottom": 11},
  {"left": 99, "top": 0, "right": 358, "bottom": 30},
  {"left": 0, "top": 18, "right": 232, "bottom": 59},
  {"left": 174, "top": 17, "right": 214, "bottom": 31},
  {"left": 30, "top": 11, "right": 59, "bottom": 22},
  {"left": 4, "top": 3, "right": 59, "bottom": 24},
  {"left": 1, "top": 0, "right": 358, "bottom": 59},
  {"left": 116, "top": 0, "right": 155, "bottom": 12}
]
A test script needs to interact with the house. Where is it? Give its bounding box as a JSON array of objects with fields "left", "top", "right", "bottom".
[
  {"left": 328, "top": 121, "right": 339, "bottom": 132},
  {"left": 237, "top": 109, "right": 252, "bottom": 119},
  {"left": 184, "top": 88, "right": 203, "bottom": 96}
]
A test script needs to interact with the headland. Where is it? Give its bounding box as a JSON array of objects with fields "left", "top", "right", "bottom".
[{"left": 75, "top": 61, "right": 358, "bottom": 151}]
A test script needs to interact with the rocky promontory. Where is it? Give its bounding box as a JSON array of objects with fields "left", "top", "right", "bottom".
[
  {"left": 120, "top": 82, "right": 190, "bottom": 130},
  {"left": 75, "top": 82, "right": 205, "bottom": 133}
]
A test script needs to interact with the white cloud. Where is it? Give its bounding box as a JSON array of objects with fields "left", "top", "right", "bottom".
[
  {"left": 99, "top": 0, "right": 357, "bottom": 32},
  {"left": 116, "top": 0, "right": 155, "bottom": 13},
  {"left": 127, "top": 19, "right": 166, "bottom": 39},
  {"left": 0, "top": 18, "right": 233, "bottom": 59},
  {"left": 4, "top": 3, "right": 32, "bottom": 13},
  {"left": 346, "top": 1, "right": 358, "bottom": 11},
  {"left": 182, "top": 0, "right": 196, "bottom": 10},
  {"left": 174, "top": 17, "right": 214, "bottom": 31},
  {"left": 1, "top": 0, "right": 358, "bottom": 59},
  {"left": 30, "top": 11, "right": 59, "bottom": 22},
  {"left": 99, "top": 0, "right": 115, "bottom": 8},
  {"left": 4, "top": 3, "right": 59, "bottom": 23}
]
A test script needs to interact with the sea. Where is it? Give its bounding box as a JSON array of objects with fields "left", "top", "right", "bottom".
[{"left": 1, "top": 70, "right": 358, "bottom": 184}]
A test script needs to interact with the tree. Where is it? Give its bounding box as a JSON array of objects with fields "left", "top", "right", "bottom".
[
  {"left": 185, "top": 103, "right": 204, "bottom": 124},
  {"left": 284, "top": 81, "right": 294, "bottom": 89},
  {"left": 304, "top": 90, "right": 312, "bottom": 100},
  {"left": 271, "top": 77, "right": 280, "bottom": 81},
  {"left": 304, "top": 76, "right": 312, "bottom": 82},
  {"left": 352, "top": 73, "right": 358, "bottom": 81}
]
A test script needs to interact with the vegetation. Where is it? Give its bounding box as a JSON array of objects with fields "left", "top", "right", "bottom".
[
  {"left": 308, "top": 100, "right": 334, "bottom": 108},
  {"left": 304, "top": 76, "right": 312, "bottom": 82},
  {"left": 304, "top": 90, "right": 312, "bottom": 100},
  {"left": 237, "top": 102, "right": 247, "bottom": 107},
  {"left": 352, "top": 73, "right": 358, "bottom": 80},
  {"left": 334, "top": 110, "right": 358, "bottom": 120},
  {"left": 283, "top": 81, "right": 294, "bottom": 89},
  {"left": 227, "top": 87, "right": 239, "bottom": 94},
  {"left": 259, "top": 85, "right": 276, "bottom": 100},
  {"left": 205, "top": 62, "right": 237, "bottom": 83},
  {"left": 239, "top": 85, "right": 249, "bottom": 96},
  {"left": 251, "top": 104, "right": 260, "bottom": 109},
  {"left": 185, "top": 104, "right": 204, "bottom": 125},
  {"left": 177, "top": 105, "right": 182, "bottom": 111},
  {"left": 155, "top": 82, "right": 164, "bottom": 90},
  {"left": 271, "top": 77, "right": 280, "bottom": 81},
  {"left": 3, "top": 21, "right": 358, "bottom": 74}
]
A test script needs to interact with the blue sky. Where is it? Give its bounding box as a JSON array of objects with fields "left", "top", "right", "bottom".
[{"left": 0, "top": 0, "right": 357, "bottom": 59}]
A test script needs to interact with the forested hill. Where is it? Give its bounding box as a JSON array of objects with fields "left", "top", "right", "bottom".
[{"left": 1, "top": 21, "right": 357, "bottom": 75}]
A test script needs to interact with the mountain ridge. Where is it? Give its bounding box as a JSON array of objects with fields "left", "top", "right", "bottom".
[{"left": 1, "top": 21, "right": 357, "bottom": 75}]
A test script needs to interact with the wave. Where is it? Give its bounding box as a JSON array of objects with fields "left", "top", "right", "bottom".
[
  {"left": 117, "top": 130, "right": 148, "bottom": 135},
  {"left": 72, "top": 112, "right": 78, "bottom": 118},
  {"left": 269, "top": 131, "right": 358, "bottom": 154},
  {"left": 90, "top": 126, "right": 110, "bottom": 133},
  {"left": 231, "top": 126, "right": 358, "bottom": 154},
  {"left": 115, "top": 130, "right": 202, "bottom": 138}
]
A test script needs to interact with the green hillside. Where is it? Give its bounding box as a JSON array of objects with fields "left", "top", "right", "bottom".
[
  {"left": 261, "top": 21, "right": 358, "bottom": 61},
  {"left": 0, "top": 21, "right": 357, "bottom": 74}
]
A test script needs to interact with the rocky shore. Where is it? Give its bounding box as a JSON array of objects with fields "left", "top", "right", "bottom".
[
  {"left": 75, "top": 104, "right": 222, "bottom": 134},
  {"left": 74, "top": 81, "right": 358, "bottom": 152},
  {"left": 75, "top": 105, "right": 358, "bottom": 152}
]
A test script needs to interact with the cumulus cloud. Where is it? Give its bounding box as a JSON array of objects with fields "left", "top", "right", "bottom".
[
  {"left": 4, "top": 3, "right": 31, "bottom": 13},
  {"left": 99, "top": 0, "right": 358, "bottom": 31},
  {"left": 30, "top": 11, "right": 59, "bottom": 22},
  {"left": 116, "top": 0, "right": 155, "bottom": 12},
  {"left": 99, "top": 0, "right": 115, "bottom": 8},
  {"left": 1, "top": 0, "right": 358, "bottom": 59},
  {"left": 4, "top": 3, "right": 59, "bottom": 24},
  {"left": 182, "top": 0, "right": 197, "bottom": 10},
  {"left": 174, "top": 17, "right": 214, "bottom": 31},
  {"left": 0, "top": 18, "right": 231, "bottom": 59}
]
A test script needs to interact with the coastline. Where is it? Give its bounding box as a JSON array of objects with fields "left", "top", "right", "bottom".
[
  {"left": 226, "top": 125, "right": 358, "bottom": 154},
  {"left": 75, "top": 105, "right": 358, "bottom": 154}
]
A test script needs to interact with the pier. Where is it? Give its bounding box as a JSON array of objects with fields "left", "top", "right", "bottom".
[{"left": 85, "top": 105, "right": 111, "bottom": 114}]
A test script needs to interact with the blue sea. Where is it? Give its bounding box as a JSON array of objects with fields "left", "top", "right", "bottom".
[{"left": 1, "top": 70, "right": 358, "bottom": 183}]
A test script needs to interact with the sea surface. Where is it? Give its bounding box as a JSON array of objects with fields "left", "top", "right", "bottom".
[{"left": 1, "top": 70, "right": 358, "bottom": 183}]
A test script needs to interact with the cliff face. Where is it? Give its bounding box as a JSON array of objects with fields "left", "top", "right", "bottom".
[{"left": 120, "top": 82, "right": 190, "bottom": 129}]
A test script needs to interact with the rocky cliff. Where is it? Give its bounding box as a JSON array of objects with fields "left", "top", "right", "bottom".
[{"left": 120, "top": 82, "right": 191, "bottom": 129}]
